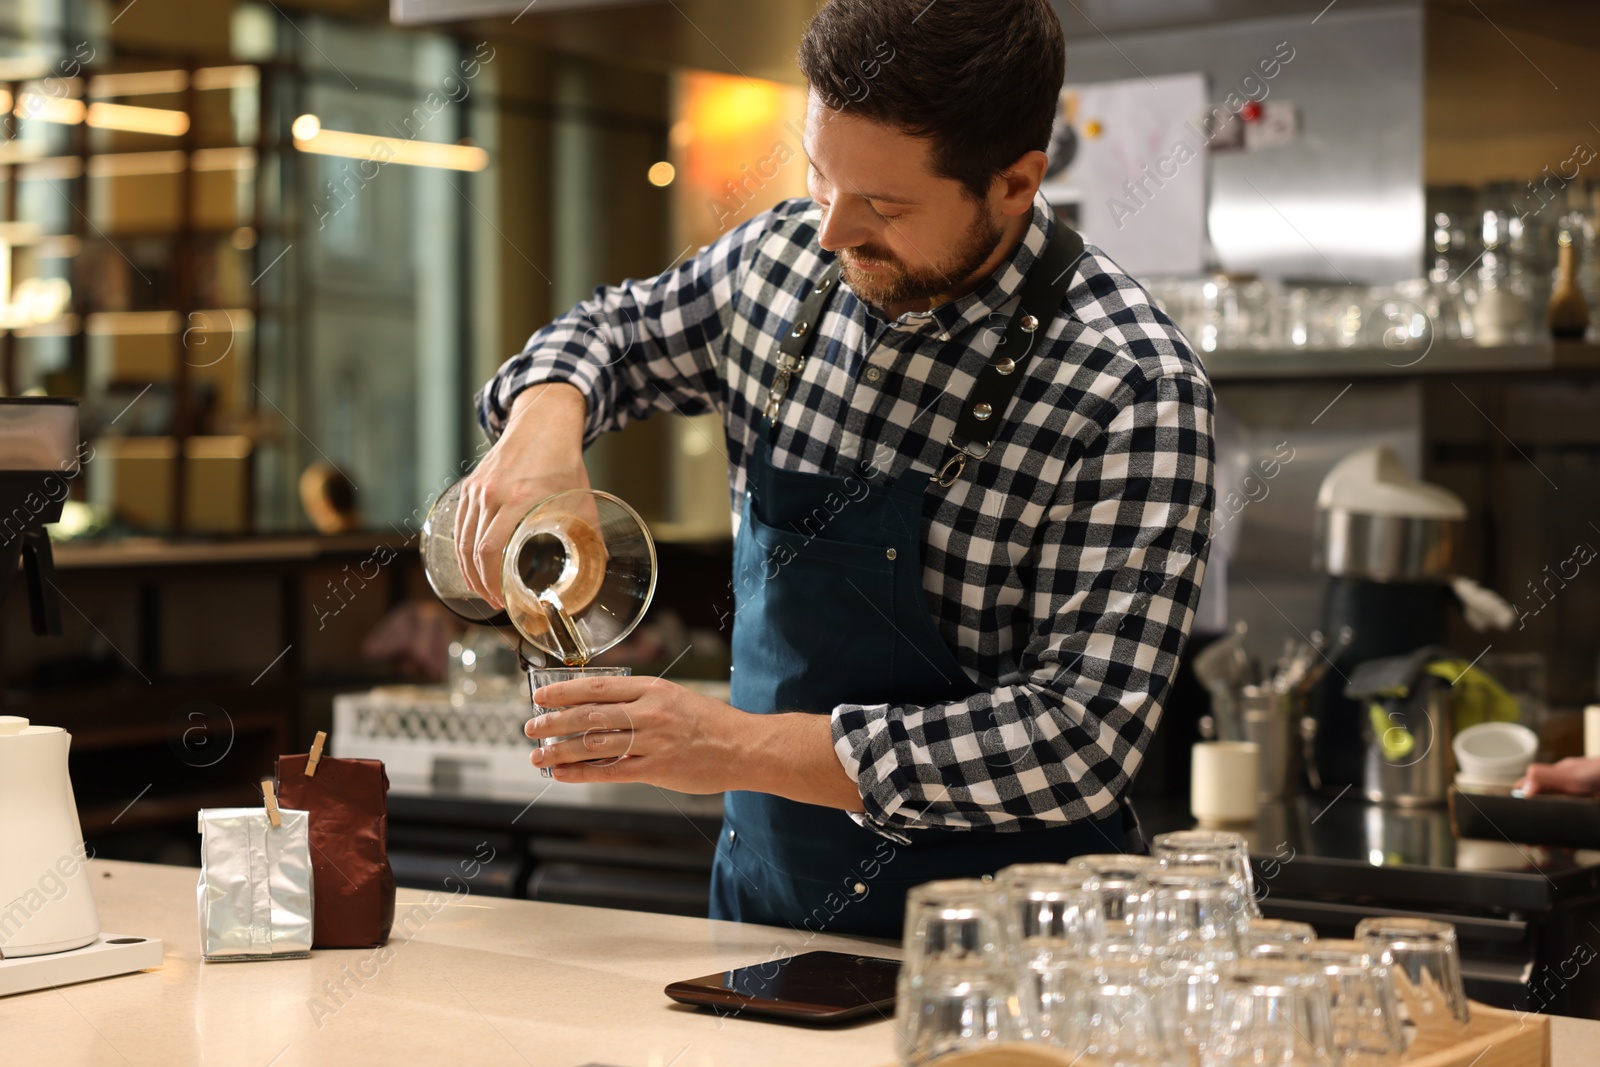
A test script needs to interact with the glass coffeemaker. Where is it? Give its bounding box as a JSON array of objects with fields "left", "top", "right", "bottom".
[{"left": 421, "top": 483, "right": 657, "bottom": 668}]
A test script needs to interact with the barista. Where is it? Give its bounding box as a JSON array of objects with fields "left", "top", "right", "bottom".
[{"left": 455, "top": 0, "right": 1215, "bottom": 937}]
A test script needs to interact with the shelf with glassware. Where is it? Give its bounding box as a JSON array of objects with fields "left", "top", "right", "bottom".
[
  {"left": 1196, "top": 338, "right": 1600, "bottom": 380},
  {"left": 1163, "top": 181, "right": 1600, "bottom": 381},
  {"left": 1147, "top": 268, "right": 1600, "bottom": 380},
  {"left": 0, "top": 60, "right": 269, "bottom": 536}
]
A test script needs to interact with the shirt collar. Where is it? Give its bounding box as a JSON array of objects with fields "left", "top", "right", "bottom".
[{"left": 922, "top": 192, "right": 1056, "bottom": 339}]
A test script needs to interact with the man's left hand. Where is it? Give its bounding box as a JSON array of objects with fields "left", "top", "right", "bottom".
[
  {"left": 526, "top": 675, "right": 759, "bottom": 794},
  {"left": 524, "top": 676, "right": 863, "bottom": 810}
]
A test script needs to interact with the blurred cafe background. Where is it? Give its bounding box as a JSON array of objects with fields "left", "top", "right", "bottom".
[{"left": 7, "top": 0, "right": 1600, "bottom": 1013}]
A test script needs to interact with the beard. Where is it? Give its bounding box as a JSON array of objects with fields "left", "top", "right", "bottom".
[{"left": 837, "top": 208, "right": 1004, "bottom": 312}]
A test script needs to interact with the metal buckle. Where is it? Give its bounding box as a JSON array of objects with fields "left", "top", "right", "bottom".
[
  {"left": 935, "top": 435, "right": 992, "bottom": 488},
  {"left": 763, "top": 354, "right": 806, "bottom": 420}
]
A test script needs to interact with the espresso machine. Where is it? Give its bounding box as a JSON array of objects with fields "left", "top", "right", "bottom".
[
  {"left": 1303, "top": 447, "right": 1467, "bottom": 790},
  {"left": 0, "top": 397, "right": 164, "bottom": 996}
]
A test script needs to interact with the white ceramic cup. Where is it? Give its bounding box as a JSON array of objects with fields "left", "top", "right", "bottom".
[
  {"left": 1453, "top": 721, "right": 1539, "bottom": 784},
  {"left": 1585, "top": 705, "right": 1600, "bottom": 759},
  {"left": 1191, "top": 741, "right": 1261, "bottom": 826}
]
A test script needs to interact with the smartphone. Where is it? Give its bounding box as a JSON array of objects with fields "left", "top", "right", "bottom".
[{"left": 664, "top": 950, "right": 899, "bottom": 1023}]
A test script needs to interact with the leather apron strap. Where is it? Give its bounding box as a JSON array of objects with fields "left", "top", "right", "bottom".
[{"left": 763, "top": 222, "right": 1088, "bottom": 492}]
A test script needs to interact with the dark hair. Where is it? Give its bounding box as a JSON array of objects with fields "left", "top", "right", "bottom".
[{"left": 797, "top": 0, "right": 1066, "bottom": 201}]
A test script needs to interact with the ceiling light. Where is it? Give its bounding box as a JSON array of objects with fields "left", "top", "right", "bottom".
[
  {"left": 86, "top": 101, "right": 190, "bottom": 136},
  {"left": 293, "top": 118, "right": 489, "bottom": 172},
  {"left": 16, "top": 96, "right": 84, "bottom": 124}
]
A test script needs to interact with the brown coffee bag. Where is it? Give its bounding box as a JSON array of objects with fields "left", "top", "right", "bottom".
[{"left": 274, "top": 751, "right": 394, "bottom": 949}]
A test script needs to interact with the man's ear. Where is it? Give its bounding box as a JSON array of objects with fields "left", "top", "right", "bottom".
[{"left": 992, "top": 149, "right": 1049, "bottom": 216}]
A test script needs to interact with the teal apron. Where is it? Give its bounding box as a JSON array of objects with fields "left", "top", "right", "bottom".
[{"left": 711, "top": 222, "right": 1145, "bottom": 939}]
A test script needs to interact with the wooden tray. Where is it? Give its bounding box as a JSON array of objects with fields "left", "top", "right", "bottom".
[
  {"left": 874, "top": 1001, "right": 1550, "bottom": 1066},
  {"left": 1405, "top": 1001, "right": 1550, "bottom": 1067}
]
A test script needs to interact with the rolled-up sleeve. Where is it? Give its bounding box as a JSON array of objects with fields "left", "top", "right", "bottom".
[
  {"left": 474, "top": 210, "right": 772, "bottom": 446},
  {"left": 831, "top": 372, "right": 1214, "bottom": 838}
]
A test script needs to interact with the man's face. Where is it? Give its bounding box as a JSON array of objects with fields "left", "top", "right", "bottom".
[{"left": 803, "top": 93, "right": 1003, "bottom": 311}]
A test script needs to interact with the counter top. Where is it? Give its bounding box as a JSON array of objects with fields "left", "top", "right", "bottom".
[
  {"left": 7, "top": 860, "right": 1600, "bottom": 1065},
  {"left": 50, "top": 532, "right": 410, "bottom": 569},
  {"left": 2, "top": 860, "right": 899, "bottom": 1067}
]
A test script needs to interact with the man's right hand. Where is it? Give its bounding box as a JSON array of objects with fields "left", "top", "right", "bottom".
[{"left": 455, "top": 383, "right": 591, "bottom": 609}]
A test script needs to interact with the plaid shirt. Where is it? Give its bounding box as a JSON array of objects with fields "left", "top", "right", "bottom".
[{"left": 477, "top": 194, "right": 1214, "bottom": 840}]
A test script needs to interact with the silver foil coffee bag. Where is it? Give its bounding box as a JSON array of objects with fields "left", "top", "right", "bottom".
[{"left": 197, "top": 807, "right": 314, "bottom": 961}]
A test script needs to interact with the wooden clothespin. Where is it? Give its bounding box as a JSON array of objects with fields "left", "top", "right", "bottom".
[
  {"left": 261, "top": 777, "right": 282, "bottom": 828},
  {"left": 305, "top": 730, "right": 328, "bottom": 777}
]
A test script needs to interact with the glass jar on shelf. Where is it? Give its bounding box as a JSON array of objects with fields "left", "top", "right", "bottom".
[
  {"left": 1425, "top": 185, "right": 1481, "bottom": 285},
  {"left": 1364, "top": 281, "right": 1434, "bottom": 361},
  {"left": 1474, "top": 183, "right": 1536, "bottom": 344}
]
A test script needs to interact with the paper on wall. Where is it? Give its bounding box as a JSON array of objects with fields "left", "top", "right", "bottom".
[{"left": 1041, "top": 72, "right": 1209, "bottom": 277}]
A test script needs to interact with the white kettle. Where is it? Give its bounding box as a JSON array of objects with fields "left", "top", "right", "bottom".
[{"left": 0, "top": 715, "right": 100, "bottom": 957}]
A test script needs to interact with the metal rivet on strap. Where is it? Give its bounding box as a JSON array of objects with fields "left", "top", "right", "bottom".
[
  {"left": 790, "top": 320, "right": 809, "bottom": 338},
  {"left": 973, "top": 402, "right": 993, "bottom": 421},
  {"left": 814, "top": 276, "right": 833, "bottom": 294},
  {"left": 1020, "top": 314, "right": 1039, "bottom": 333},
  {"left": 993, "top": 357, "right": 1016, "bottom": 376},
  {"left": 885, "top": 548, "right": 897, "bottom": 561}
]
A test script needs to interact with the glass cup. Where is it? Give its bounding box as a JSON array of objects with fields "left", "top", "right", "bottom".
[
  {"left": 1149, "top": 864, "right": 1246, "bottom": 967},
  {"left": 1309, "top": 938, "right": 1407, "bottom": 1066},
  {"left": 1148, "top": 864, "right": 1245, "bottom": 1055},
  {"left": 528, "top": 666, "right": 632, "bottom": 779},
  {"left": 898, "top": 879, "right": 1025, "bottom": 1064},
  {"left": 1244, "top": 917, "right": 1318, "bottom": 960},
  {"left": 1355, "top": 916, "right": 1470, "bottom": 1032},
  {"left": 995, "top": 863, "right": 1088, "bottom": 1042},
  {"left": 1152, "top": 829, "right": 1262, "bottom": 918},
  {"left": 1057, "top": 957, "right": 1189, "bottom": 1066},
  {"left": 1204, "top": 959, "right": 1340, "bottom": 1067},
  {"left": 1072, "top": 854, "right": 1158, "bottom": 960}
]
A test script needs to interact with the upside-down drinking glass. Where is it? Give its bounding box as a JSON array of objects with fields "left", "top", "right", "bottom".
[
  {"left": 1203, "top": 959, "right": 1340, "bottom": 1067},
  {"left": 1355, "top": 916, "right": 1470, "bottom": 1033},
  {"left": 898, "top": 879, "right": 1026, "bottom": 1064},
  {"left": 1244, "top": 917, "right": 1318, "bottom": 960},
  {"left": 1073, "top": 854, "right": 1158, "bottom": 960},
  {"left": 1056, "top": 956, "right": 1190, "bottom": 1067},
  {"left": 1152, "top": 829, "right": 1262, "bottom": 918},
  {"left": 1148, "top": 863, "right": 1247, "bottom": 1054},
  {"left": 1309, "top": 938, "right": 1407, "bottom": 1066},
  {"left": 995, "top": 863, "right": 1089, "bottom": 1043}
]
